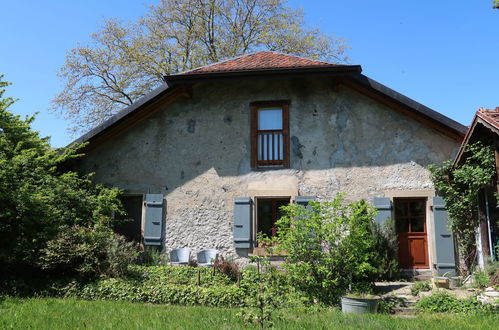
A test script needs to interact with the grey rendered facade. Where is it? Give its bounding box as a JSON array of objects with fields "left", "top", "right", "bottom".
[{"left": 73, "top": 53, "right": 466, "bottom": 274}]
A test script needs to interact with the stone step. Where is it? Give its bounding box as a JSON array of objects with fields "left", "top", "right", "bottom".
[
  {"left": 393, "top": 307, "right": 417, "bottom": 315},
  {"left": 413, "top": 274, "right": 432, "bottom": 281}
]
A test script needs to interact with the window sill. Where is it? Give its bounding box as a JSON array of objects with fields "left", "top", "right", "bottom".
[{"left": 252, "top": 165, "right": 287, "bottom": 171}]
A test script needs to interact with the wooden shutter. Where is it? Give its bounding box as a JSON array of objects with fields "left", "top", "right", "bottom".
[
  {"left": 433, "top": 197, "right": 456, "bottom": 275},
  {"left": 143, "top": 194, "right": 164, "bottom": 246},
  {"left": 233, "top": 197, "right": 252, "bottom": 248},
  {"left": 373, "top": 197, "right": 392, "bottom": 224}
]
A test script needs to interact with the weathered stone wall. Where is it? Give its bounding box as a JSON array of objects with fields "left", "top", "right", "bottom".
[{"left": 77, "top": 77, "right": 459, "bottom": 258}]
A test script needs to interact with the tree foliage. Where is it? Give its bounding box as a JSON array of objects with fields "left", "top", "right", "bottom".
[
  {"left": 51, "top": 0, "right": 348, "bottom": 133},
  {"left": 494, "top": 1, "right": 499, "bottom": 9},
  {"left": 429, "top": 142, "right": 496, "bottom": 273},
  {"left": 0, "top": 75, "right": 124, "bottom": 274}
]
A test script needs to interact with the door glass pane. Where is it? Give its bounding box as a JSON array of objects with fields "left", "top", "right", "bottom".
[
  {"left": 396, "top": 217, "right": 409, "bottom": 233},
  {"left": 258, "top": 109, "right": 282, "bottom": 130},
  {"left": 409, "top": 201, "right": 425, "bottom": 217},
  {"left": 411, "top": 217, "right": 425, "bottom": 232},
  {"left": 395, "top": 201, "right": 406, "bottom": 218}
]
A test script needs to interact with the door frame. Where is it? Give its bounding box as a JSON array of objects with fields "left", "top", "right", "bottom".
[{"left": 393, "top": 197, "right": 430, "bottom": 269}]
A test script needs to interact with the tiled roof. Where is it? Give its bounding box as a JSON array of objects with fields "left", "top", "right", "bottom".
[
  {"left": 477, "top": 107, "right": 499, "bottom": 130},
  {"left": 181, "top": 51, "right": 339, "bottom": 74}
]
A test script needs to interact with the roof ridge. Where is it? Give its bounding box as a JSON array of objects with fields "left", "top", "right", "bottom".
[
  {"left": 174, "top": 51, "right": 264, "bottom": 75},
  {"left": 173, "top": 51, "right": 339, "bottom": 76}
]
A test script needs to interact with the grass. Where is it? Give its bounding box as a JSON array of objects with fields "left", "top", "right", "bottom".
[{"left": 0, "top": 297, "right": 498, "bottom": 329}]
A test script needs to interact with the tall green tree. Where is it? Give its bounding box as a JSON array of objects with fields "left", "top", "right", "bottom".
[
  {"left": 494, "top": 1, "right": 499, "bottom": 9},
  {"left": 0, "top": 75, "right": 123, "bottom": 274},
  {"left": 51, "top": 0, "right": 348, "bottom": 133}
]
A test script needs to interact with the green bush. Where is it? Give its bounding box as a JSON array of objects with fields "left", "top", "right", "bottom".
[
  {"left": 410, "top": 280, "right": 432, "bottom": 296},
  {"left": 127, "top": 265, "right": 233, "bottom": 286},
  {"left": 71, "top": 278, "right": 246, "bottom": 307},
  {"left": 485, "top": 261, "right": 499, "bottom": 287},
  {"left": 473, "top": 270, "right": 489, "bottom": 289},
  {"left": 39, "top": 224, "right": 138, "bottom": 279},
  {"left": 269, "top": 194, "right": 381, "bottom": 304},
  {"left": 0, "top": 76, "right": 124, "bottom": 275},
  {"left": 372, "top": 218, "right": 399, "bottom": 280},
  {"left": 416, "top": 291, "right": 498, "bottom": 314}
]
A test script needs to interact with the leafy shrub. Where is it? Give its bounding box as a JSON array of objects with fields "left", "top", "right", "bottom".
[
  {"left": 485, "top": 261, "right": 499, "bottom": 287},
  {"left": 269, "top": 194, "right": 381, "bottom": 304},
  {"left": 127, "top": 265, "right": 233, "bottom": 286},
  {"left": 214, "top": 256, "right": 239, "bottom": 282},
  {"left": 239, "top": 259, "right": 287, "bottom": 327},
  {"left": 378, "top": 296, "right": 408, "bottom": 314},
  {"left": 416, "top": 291, "right": 498, "bottom": 314},
  {"left": 71, "top": 278, "right": 246, "bottom": 307},
  {"left": 411, "top": 280, "right": 432, "bottom": 296},
  {"left": 137, "top": 248, "right": 169, "bottom": 266},
  {"left": 39, "top": 223, "right": 138, "bottom": 279},
  {"left": 372, "top": 218, "right": 399, "bottom": 280},
  {"left": 473, "top": 271, "right": 489, "bottom": 289},
  {"left": 0, "top": 76, "right": 124, "bottom": 275}
]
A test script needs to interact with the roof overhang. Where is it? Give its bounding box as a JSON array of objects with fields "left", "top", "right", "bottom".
[{"left": 454, "top": 111, "right": 499, "bottom": 165}]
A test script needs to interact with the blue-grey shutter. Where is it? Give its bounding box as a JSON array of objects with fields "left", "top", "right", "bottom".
[
  {"left": 296, "top": 196, "right": 317, "bottom": 247},
  {"left": 373, "top": 197, "right": 392, "bottom": 224},
  {"left": 295, "top": 196, "right": 315, "bottom": 210},
  {"left": 433, "top": 197, "right": 456, "bottom": 275},
  {"left": 233, "top": 197, "right": 252, "bottom": 248},
  {"left": 143, "top": 194, "right": 164, "bottom": 246}
]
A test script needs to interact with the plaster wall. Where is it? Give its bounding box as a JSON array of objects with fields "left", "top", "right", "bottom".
[{"left": 77, "top": 77, "right": 460, "bottom": 263}]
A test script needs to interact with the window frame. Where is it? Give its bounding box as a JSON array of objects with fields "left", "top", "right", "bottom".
[{"left": 250, "top": 100, "right": 290, "bottom": 169}]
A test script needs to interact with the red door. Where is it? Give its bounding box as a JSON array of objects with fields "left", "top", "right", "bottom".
[{"left": 394, "top": 198, "right": 429, "bottom": 269}]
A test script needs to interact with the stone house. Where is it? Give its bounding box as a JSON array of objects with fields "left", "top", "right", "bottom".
[
  {"left": 71, "top": 51, "right": 467, "bottom": 275},
  {"left": 454, "top": 108, "right": 499, "bottom": 267}
]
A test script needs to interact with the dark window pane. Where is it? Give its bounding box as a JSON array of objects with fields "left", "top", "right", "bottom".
[
  {"left": 396, "top": 217, "right": 409, "bottom": 233},
  {"left": 411, "top": 217, "right": 425, "bottom": 232},
  {"left": 115, "top": 195, "right": 143, "bottom": 242},
  {"left": 257, "top": 200, "right": 273, "bottom": 238},
  {"left": 257, "top": 198, "right": 290, "bottom": 238},
  {"left": 409, "top": 201, "right": 425, "bottom": 217},
  {"left": 395, "top": 201, "right": 406, "bottom": 218}
]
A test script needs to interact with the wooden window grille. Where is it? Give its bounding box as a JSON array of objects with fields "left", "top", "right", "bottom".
[{"left": 251, "top": 100, "right": 290, "bottom": 168}]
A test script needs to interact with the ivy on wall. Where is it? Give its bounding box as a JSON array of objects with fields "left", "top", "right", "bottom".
[{"left": 429, "top": 142, "right": 496, "bottom": 273}]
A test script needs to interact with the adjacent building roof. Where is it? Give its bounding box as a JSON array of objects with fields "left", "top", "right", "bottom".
[
  {"left": 70, "top": 51, "right": 468, "bottom": 151},
  {"left": 180, "top": 51, "right": 340, "bottom": 74},
  {"left": 476, "top": 107, "right": 499, "bottom": 131},
  {"left": 454, "top": 107, "right": 499, "bottom": 164}
]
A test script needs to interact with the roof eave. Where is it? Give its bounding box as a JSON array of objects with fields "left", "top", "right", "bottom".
[
  {"left": 344, "top": 73, "right": 467, "bottom": 139},
  {"left": 67, "top": 83, "right": 171, "bottom": 147},
  {"left": 164, "top": 65, "right": 362, "bottom": 83}
]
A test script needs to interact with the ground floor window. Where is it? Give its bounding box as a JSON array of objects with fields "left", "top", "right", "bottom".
[
  {"left": 114, "top": 195, "right": 143, "bottom": 242},
  {"left": 256, "top": 197, "right": 290, "bottom": 238},
  {"left": 394, "top": 198, "right": 429, "bottom": 269}
]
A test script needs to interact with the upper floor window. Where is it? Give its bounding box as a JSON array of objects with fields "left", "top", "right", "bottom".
[{"left": 250, "top": 100, "right": 290, "bottom": 168}]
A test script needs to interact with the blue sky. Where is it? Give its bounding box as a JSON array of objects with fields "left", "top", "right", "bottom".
[{"left": 1, "top": 1, "right": 498, "bottom": 147}]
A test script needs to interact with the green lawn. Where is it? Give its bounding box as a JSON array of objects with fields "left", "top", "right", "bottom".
[{"left": 0, "top": 297, "right": 497, "bottom": 329}]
